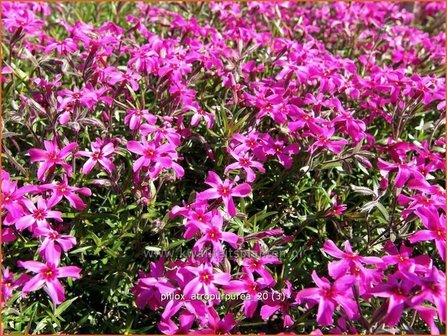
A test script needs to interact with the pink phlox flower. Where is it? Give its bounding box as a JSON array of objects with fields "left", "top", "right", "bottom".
[
  {"left": 183, "top": 263, "right": 230, "bottom": 300},
  {"left": 1, "top": 175, "right": 39, "bottom": 223},
  {"left": 382, "top": 241, "right": 431, "bottom": 273},
  {"left": 295, "top": 271, "right": 358, "bottom": 326},
  {"left": 408, "top": 207, "right": 446, "bottom": 261},
  {"left": 402, "top": 266, "right": 446, "bottom": 323},
  {"left": 29, "top": 139, "right": 78, "bottom": 181},
  {"left": 78, "top": 138, "right": 115, "bottom": 175},
  {"left": 107, "top": 68, "right": 141, "bottom": 91},
  {"left": 398, "top": 192, "right": 444, "bottom": 218},
  {"left": 44, "top": 37, "right": 78, "bottom": 55},
  {"left": 196, "top": 308, "right": 237, "bottom": 334},
  {"left": 263, "top": 137, "right": 299, "bottom": 169},
  {"left": 307, "top": 124, "right": 348, "bottom": 155},
  {"left": 196, "top": 171, "right": 251, "bottom": 217},
  {"left": 1, "top": 268, "right": 30, "bottom": 303},
  {"left": 241, "top": 244, "right": 281, "bottom": 286},
  {"left": 225, "top": 150, "right": 265, "bottom": 182},
  {"left": 127, "top": 139, "right": 184, "bottom": 179},
  {"left": 132, "top": 258, "right": 176, "bottom": 311},
  {"left": 377, "top": 158, "right": 426, "bottom": 188},
  {"left": 260, "top": 281, "right": 297, "bottom": 327},
  {"left": 14, "top": 196, "right": 63, "bottom": 231},
  {"left": 322, "top": 239, "right": 383, "bottom": 280},
  {"left": 124, "top": 108, "right": 157, "bottom": 130},
  {"left": 193, "top": 211, "right": 240, "bottom": 263},
  {"left": 184, "top": 103, "right": 214, "bottom": 129},
  {"left": 140, "top": 121, "right": 182, "bottom": 146},
  {"left": 370, "top": 272, "right": 417, "bottom": 327},
  {"left": 158, "top": 312, "right": 196, "bottom": 335},
  {"left": 18, "top": 255, "right": 81, "bottom": 305},
  {"left": 34, "top": 226, "right": 76, "bottom": 261},
  {"left": 39, "top": 174, "right": 91, "bottom": 210},
  {"left": 225, "top": 269, "right": 267, "bottom": 318}
]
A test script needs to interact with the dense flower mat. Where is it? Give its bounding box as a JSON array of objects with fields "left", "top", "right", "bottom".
[{"left": 1, "top": 2, "right": 446, "bottom": 334}]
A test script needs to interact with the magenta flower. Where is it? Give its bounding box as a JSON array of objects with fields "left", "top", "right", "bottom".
[
  {"left": 29, "top": 139, "right": 78, "bottom": 181},
  {"left": 34, "top": 226, "right": 77, "bottom": 261},
  {"left": 404, "top": 266, "right": 446, "bottom": 324},
  {"left": 14, "top": 197, "right": 62, "bottom": 231},
  {"left": 18, "top": 257, "right": 81, "bottom": 305},
  {"left": 44, "top": 38, "right": 78, "bottom": 55},
  {"left": 58, "top": 86, "right": 99, "bottom": 110},
  {"left": 127, "top": 139, "right": 184, "bottom": 179},
  {"left": 382, "top": 241, "right": 431, "bottom": 272},
  {"left": 185, "top": 104, "right": 214, "bottom": 129},
  {"left": 2, "top": 227, "right": 16, "bottom": 243},
  {"left": 322, "top": 240, "right": 383, "bottom": 280},
  {"left": 295, "top": 271, "right": 358, "bottom": 326},
  {"left": 78, "top": 139, "right": 115, "bottom": 175},
  {"left": 1, "top": 174, "right": 39, "bottom": 220},
  {"left": 370, "top": 273, "right": 416, "bottom": 327},
  {"left": 377, "top": 158, "right": 426, "bottom": 188},
  {"left": 241, "top": 248, "right": 281, "bottom": 286},
  {"left": 140, "top": 121, "right": 182, "bottom": 146},
  {"left": 124, "top": 108, "right": 156, "bottom": 130},
  {"left": 158, "top": 312, "right": 196, "bottom": 335},
  {"left": 170, "top": 201, "right": 213, "bottom": 239},
  {"left": 408, "top": 207, "right": 446, "bottom": 261},
  {"left": 225, "top": 151, "right": 265, "bottom": 182},
  {"left": 260, "top": 281, "right": 297, "bottom": 328},
  {"left": 39, "top": 175, "right": 91, "bottom": 210},
  {"left": 108, "top": 69, "right": 141, "bottom": 91},
  {"left": 193, "top": 212, "right": 240, "bottom": 263},
  {"left": 196, "top": 308, "right": 237, "bottom": 334},
  {"left": 264, "top": 137, "right": 299, "bottom": 169},
  {"left": 196, "top": 171, "right": 251, "bottom": 217},
  {"left": 308, "top": 125, "right": 348, "bottom": 155},
  {"left": 225, "top": 270, "right": 267, "bottom": 318},
  {"left": 132, "top": 258, "right": 174, "bottom": 311},
  {"left": 183, "top": 263, "right": 230, "bottom": 299},
  {"left": 1, "top": 268, "right": 30, "bottom": 303}
]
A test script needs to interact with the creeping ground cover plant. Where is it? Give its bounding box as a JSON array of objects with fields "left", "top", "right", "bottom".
[{"left": 1, "top": 1, "right": 446, "bottom": 334}]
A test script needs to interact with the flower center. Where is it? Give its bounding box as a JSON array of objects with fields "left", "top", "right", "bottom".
[
  {"left": 207, "top": 227, "right": 221, "bottom": 241},
  {"left": 33, "top": 209, "right": 47, "bottom": 220},
  {"left": 430, "top": 284, "right": 440, "bottom": 293},
  {"left": 145, "top": 149, "right": 155, "bottom": 158},
  {"left": 249, "top": 259, "right": 261, "bottom": 270},
  {"left": 240, "top": 158, "right": 249, "bottom": 167},
  {"left": 49, "top": 232, "right": 60, "bottom": 240},
  {"left": 92, "top": 151, "right": 101, "bottom": 160},
  {"left": 42, "top": 267, "right": 57, "bottom": 279},
  {"left": 218, "top": 186, "right": 231, "bottom": 197},
  {"left": 321, "top": 287, "right": 335, "bottom": 298},
  {"left": 73, "top": 93, "right": 80, "bottom": 99},
  {"left": 199, "top": 270, "right": 213, "bottom": 285}
]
